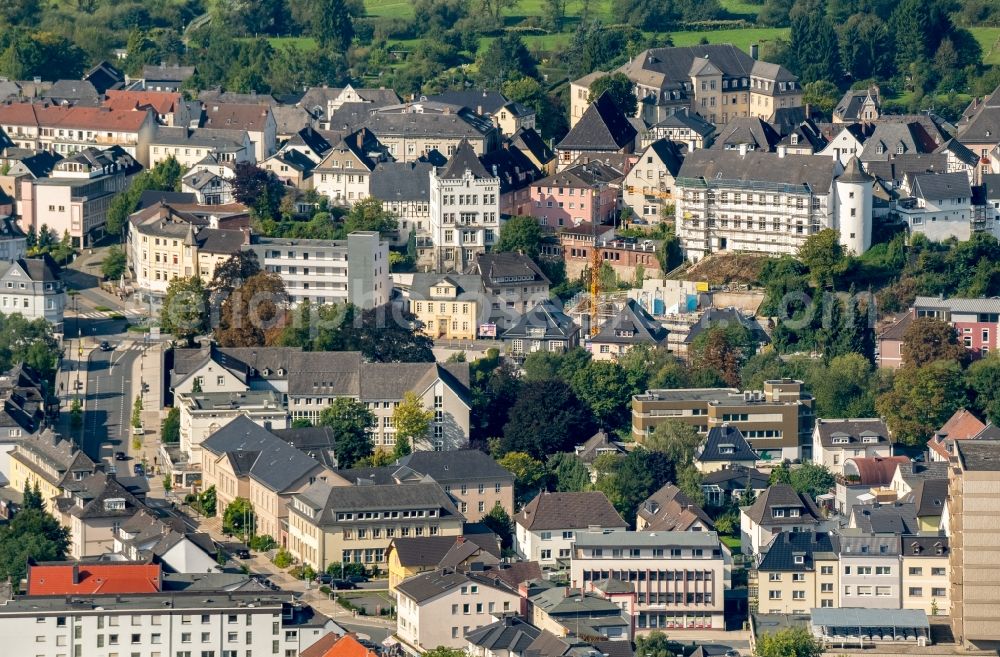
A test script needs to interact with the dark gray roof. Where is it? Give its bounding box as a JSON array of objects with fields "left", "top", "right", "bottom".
[
  {"left": 479, "top": 145, "right": 542, "bottom": 194},
  {"left": 469, "top": 252, "right": 550, "bottom": 289},
  {"left": 557, "top": 92, "right": 637, "bottom": 152},
  {"left": 295, "top": 479, "right": 462, "bottom": 524},
  {"left": 200, "top": 416, "right": 326, "bottom": 492},
  {"left": 901, "top": 535, "right": 948, "bottom": 557},
  {"left": 511, "top": 127, "right": 554, "bottom": 165},
  {"left": 363, "top": 110, "right": 494, "bottom": 139},
  {"left": 395, "top": 568, "right": 513, "bottom": 603},
  {"left": 837, "top": 534, "right": 900, "bottom": 556},
  {"left": 574, "top": 430, "right": 626, "bottom": 463},
  {"left": 593, "top": 298, "right": 668, "bottom": 346},
  {"left": 757, "top": 532, "right": 836, "bottom": 572},
  {"left": 677, "top": 149, "right": 836, "bottom": 193},
  {"left": 17, "top": 255, "right": 61, "bottom": 283},
  {"left": 701, "top": 465, "right": 769, "bottom": 489},
  {"left": 910, "top": 171, "right": 972, "bottom": 201},
  {"left": 651, "top": 107, "right": 715, "bottom": 136},
  {"left": 743, "top": 484, "right": 822, "bottom": 526},
  {"left": 438, "top": 140, "right": 492, "bottom": 179},
  {"left": 535, "top": 160, "right": 623, "bottom": 188},
  {"left": 390, "top": 533, "right": 501, "bottom": 568},
  {"left": 913, "top": 479, "right": 948, "bottom": 517},
  {"left": 43, "top": 80, "right": 100, "bottom": 104},
  {"left": 815, "top": 418, "right": 889, "bottom": 448},
  {"left": 408, "top": 273, "right": 484, "bottom": 299},
  {"left": 502, "top": 300, "right": 579, "bottom": 341},
  {"left": 466, "top": 616, "right": 541, "bottom": 652},
  {"left": 142, "top": 65, "right": 195, "bottom": 82},
  {"left": 860, "top": 121, "right": 938, "bottom": 161},
  {"left": 934, "top": 138, "right": 979, "bottom": 167},
  {"left": 710, "top": 117, "right": 781, "bottom": 151},
  {"left": 397, "top": 450, "right": 513, "bottom": 483},
  {"left": 851, "top": 501, "right": 919, "bottom": 534},
  {"left": 646, "top": 138, "right": 686, "bottom": 176},
  {"left": 837, "top": 156, "right": 873, "bottom": 183},
  {"left": 369, "top": 161, "right": 432, "bottom": 201},
  {"left": 834, "top": 88, "right": 879, "bottom": 122},
  {"left": 956, "top": 91, "right": 1000, "bottom": 143},
  {"left": 424, "top": 90, "right": 508, "bottom": 115},
  {"left": 696, "top": 425, "right": 757, "bottom": 463},
  {"left": 515, "top": 491, "right": 625, "bottom": 531},
  {"left": 983, "top": 173, "right": 1000, "bottom": 199}
]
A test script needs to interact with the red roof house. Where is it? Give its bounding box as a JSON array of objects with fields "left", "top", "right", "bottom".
[{"left": 26, "top": 562, "right": 161, "bottom": 596}]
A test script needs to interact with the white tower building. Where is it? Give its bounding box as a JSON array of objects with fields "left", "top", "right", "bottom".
[{"left": 835, "top": 156, "right": 874, "bottom": 255}]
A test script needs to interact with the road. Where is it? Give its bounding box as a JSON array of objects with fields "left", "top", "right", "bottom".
[{"left": 84, "top": 344, "right": 141, "bottom": 464}]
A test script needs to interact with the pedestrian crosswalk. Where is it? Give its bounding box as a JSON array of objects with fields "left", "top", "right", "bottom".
[{"left": 75, "top": 308, "right": 147, "bottom": 320}]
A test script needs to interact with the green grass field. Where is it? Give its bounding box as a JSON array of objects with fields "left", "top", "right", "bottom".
[{"left": 970, "top": 27, "right": 1000, "bottom": 66}]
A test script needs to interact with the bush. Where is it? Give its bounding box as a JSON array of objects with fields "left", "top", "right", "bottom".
[
  {"left": 273, "top": 548, "right": 293, "bottom": 568},
  {"left": 249, "top": 535, "right": 277, "bottom": 551}
]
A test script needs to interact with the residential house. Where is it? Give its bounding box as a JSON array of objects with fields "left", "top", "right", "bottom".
[
  {"left": 281, "top": 126, "right": 334, "bottom": 165},
  {"left": 556, "top": 92, "right": 637, "bottom": 170},
  {"left": 370, "top": 161, "right": 433, "bottom": 247},
  {"left": 148, "top": 126, "right": 255, "bottom": 169},
  {"left": 180, "top": 154, "right": 236, "bottom": 205},
  {"left": 642, "top": 108, "right": 715, "bottom": 150},
  {"left": 529, "top": 161, "right": 622, "bottom": 228},
  {"left": 501, "top": 300, "right": 581, "bottom": 360},
  {"left": 141, "top": 64, "right": 196, "bottom": 91},
  {"left": 246, "top": 231, "right": 392, "bottom": 309},
  {"left": 528, "top": 584, "right": 631, "bottom": 640},
  {"left": 859, "top": 120, "right": 941, "bottom": 164},
  {"left": 423, "top": 90, "right": 536, "bottom": 136},
  {"left": 55, "top": 471, "right": 146, "bottom": 558},
  {"left": 260, "top": 149, "right": 317, "bottom": 189},
  {"left": 126, "top": 202, "right": 247, "bottom": 304},
  {"left": 888, "top": 460, "right": 948, "bottom": 500},
  {"left": 395, "top": 569, "right": 521, "bottom": 652},
  {"left": 569, "top": 530, "right": 730, "bottom": 631},
  {"left": 949, "top": 439, "right": 1000, "bottom": 649},
  {"left": 927, "top": 408, "right": 987, "bottom": 462},
  {"left": 313, "top": 129, "right": 386, "bottom": 204},
  {"left": 821, "top": 123, "right": 869, "bottom": 166},
  {"left": 0, "top": 104, "right": 156, "bottom": 164},
  {"left": 112, "top": 508, "right": 220, "bottom": 573},
  {"left": 514, "top": 491, "right": 626, "bottom": 567},
  {"left": 910, "top": 295, "right": 1000, "bottom": 360},
  {"left": 876, "top": 311, "right": 913, "bottom": 369},
  {"left": 902, "top": 535, "right": 949, "bottom": 616},
  {"left": 0, "top": 217, "right": 27, "bottom": 263},
  {"left": 558, "top": 224, "right": 663, "bottom": 282},
  {"left": 589, "top": 300, "right": 668, "bottom": 360},
  {"left": 633, "top": 379, "right": 814, "bottom": 462},
  {"left": 386, "top": 532, "right": 502, "bottom": 590},
  {"left": 700, "top": 466, "right": 769, "bottom": 508},
  {"left": 511, "top": 127, "right": 556, "bottom": 173},
  {"left": 739, "top": 484, "right": 823, "bottom": 556},
  {"left": 897, "top": 171, "right": 974, "bottom": 241},
  {"left": 812, "top": 418, "right": 892, "bottom": 475},
  {"left": 362, "top": 105, "right": 500, "bottom": 162},
  {"left": 848, "top": 500, "right": 920, "bottom": 535},
  {"left": 301, "top": 633, "right": 380, "bottom": 657},
  {"left": 0, "top": 363, "right": 54, "bottom": 484},
  {"left": 466, "top": 616, "right": 542, "bottom": 657},
  {"left": 838, "top": 535, "right": 901, "bottom": 609},
  {"left": 694, "top": 424, "right": 758, "bottom": 473},
  {"left": 573, "top": 430, "right": 626, "bottom": 482},
  {"left": 429, "top": 141, "right": 502, "bottom": 271},
  {"left": 18, "top": 145, "right": 143, "bottom": 247},
  {"left": 287, "top": 479, "right": 465, "bottom": 571},
  {"left": 833, "top": 87, "right": 881, "bottom": 124},
  {"left": 753, "top": 531, "right": 839, "bottom": 614},
  {"left": 404, "top": 273, "right": 484, "bottom": 340},
  {"left": 956, "top": 85, "right": 1000, "bottom": 181},
  {"left": 200, "top": 416, "right": 344, "bottom": 542},
  {"left": 301, "top": 85, "right": 401, "bottom": 126},
  {"left": 103, "top": 90, "right": 192, "bottom": 126},
  {"left": 466, "top": 252, "right": 551, "bottom": 331},
  {"left": 84, "top": 61, "right": 125, "bottom": 94},
  {"left": 8, "top": 429, "right": 98, "bottom": 507},
  {"left": 673, "top": 149, "right": 874, "bottom": 260},
  {"left": 835, "top": 455, "right": 910, "bottom": 515},
  {"left": 909, "top": 479, "right": 949, "bottom": 533},
  {"left": 622, "top": 139, "right": 685, "bottom": 221},
  {"left": 481, "top": 144, "right": 542, "bottom": 217},
  {"left": 0, "top": 256, "right": 65, "bottom": 328},
  {"left": 0, "top": 588, "right": 339, "bottom": 657},
  {"left": 25, "top": 562, "right": 162, "bottom": 596},
  {"left": 176, "top": 390, "right": 289, "bottom": 465},
  {"left": 635, "top": 483, "right": 714, "bottom": 532},
  {"left": 709, "top": 117, "right": 782, "bottom": 153},
  {"left": 201, "top": 102, "right": 277, "bottom": 159}
]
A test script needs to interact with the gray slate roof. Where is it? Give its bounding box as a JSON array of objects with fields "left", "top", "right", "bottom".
[
  {"left": 677, "top": 149, "right": 836, "bottom": 193},
  {"left": 515, "top": 491, "right": 625, "bottom": 531},
  {"left": 815, "top": 418, "right": 890, "bottom": 448},
  {"left": 757, "top": 531, "right": 836, "bottom": 572},
  {"left": 743, "top": 483, "right": 821, "bottom": 526},
  {"left": 696, "top": 425, "right": 758, "bottom": 463},
  {"left": 469, "top": 252, "right": 550, "bottom": 289},
  {"left": 910, "top": 171, "right": 972, "bottom": 201},
  {"left": 593, "top": 298, "right": 668, "bottom": 346},
  {"left": 466, "top": 616, "right": 541, "bottom": 652},
  {"left": 295, "top": 479, "right": 462, "bottom": 524},
  {"left": 710, "top": 117, "right": 781, "bottom": 151},
  {"left": 557, "top": 91, "right": 637, "bottom": 152},
  {"left": 502, "top": 300, "right": 579, "bottom": 341},
  {"left": 369, "top": 161, "right": 432, "bottom": 201},
  {"left": 395, "top": 568, "right": 512, "bottom": 603}
]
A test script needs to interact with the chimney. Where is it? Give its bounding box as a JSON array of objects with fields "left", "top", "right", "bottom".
[
  {"left": 738, "top": 143, "right": 748, "bottom": 158},
  {"left": 777, "top": 145, "right": 787, "bottom": 158},
  {"left": 356, "top": 130, "right": 364, "bottom": 149},
  {"left": 72, "top": 564, "right": 80, "bottom": 584},
  {"left": 688, "top": 140, "right": 696, "bottom": 153},
  {"left": 750, "top": 44, "right": 759, "bottom": 60}
]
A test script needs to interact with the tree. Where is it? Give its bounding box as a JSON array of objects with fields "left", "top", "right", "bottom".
[
  {"left": 393, "top": 391, "right": 433, "bottom": 452},
  {"left": 477, "top": 32, "right": 537, "bottom": 86},
  {"left": 689, "top": 323, "right": 755, "bottom": 387},
  {"left": 501, "top": 380, "right": 595, "bottom": 459},
  {"left": 0, "top": 508, "right": 69, "bottom": 585},
  {"left": 570, "top": 360, "right": 633, "bottom": 429},
  {"left": 542, "top": 0, "right": 567, "bottom": 31},
  {"left": 788, "top": 461, "right": 835, "bottom": 498},
  {"left": 210, "top": 251, "right": 262, "bottom": 292},
  {"left": 798, "top": 229, "right": 846, "bottom": 288},
  {"left": 223, "top": 498, "right": 255, "bottom": 538},
  {"left": 327, "top": 305, "right": 435, "bottom": 363},
  {"left": 101, "top": 247, "right": 127, "bottom": 281},
  {"left": 319, "top": 398, "right": 375, "bottom": 468},
  {"left": 901, "top": 317, "right": 969, "bottom": 368},
  {"left": 481, "top": 502, "right": 514, "bottom": 550},
  {"left": 498, "top": 452, "right": 548, "bottom": 503},
  {"left": 635, "top": 631, "right": 675, "bottom": 657},
  {"left": 343, "top": 197, "right": 399, "bottom": 238},
  {"left": 808, "top": 353, "right": 878, "bottom": 418},
  {"left": 622, "top": 0, "right": 676, "bottom": 30},
  {"left": 69, "top": 398, "right": 83, "bottom": 429},
  {"left": 493, "top": 215, "right": 543, "bottom": 260},
  {"left": 547, "top": 452, "right": 591, "bottom": 492},
  {"left": 477, "top": 0, "right": 518, "bottom": 28},
  {"left": 594, "top": 450, "right": 671, "bottom": 523},
  {"left": 215, "top": 272, "right": 288, "bottom": 347},
  {"left": 161, "top": 406, "right": 180, "bottom": 444},
  {"left": 291, "top": 0, "right": 355, "bottom": 50},
  {"left": 588, "top": 73, "right": 638, "bottom": 117},
  {"left": 787, "top": 9, "right": 841, "bottom": 85},
  {"left": 677, "top": 465, "right": 705, "bottom": 508},
  {"left": 105, "top": 158, "right": 183, "bottom": 236},
  {"left": 838, "top": 13, "right": 893, "bottom": 81},
  {"left": 199, "top": 485, "right": 217, "bottom": 517},
  {"left": 22, "top": 480, "right": 42, "bottom": 511},
  {"left": 755, "top": 627, "right": 823, "bottom": 657},
  {"left": 231, "top": 163, "right": 285, "bottom": 219},
  {"left": 644, "top": 420, "right": 702, "bottom": 469},
  {"left": 422, "top": 648, "right": 468, "bottom": 657},
  {"left": 876, "top": 360, "right": 969, "bottom": 446},
  {"left": 161, "top": 277, "right": 209, "bottom": 346},
  {"left": 968, "top": 354, "right": 1000, "bottom": 424},
  {"left": 801, "top": 80, "right": 840, "bottom": 116}
]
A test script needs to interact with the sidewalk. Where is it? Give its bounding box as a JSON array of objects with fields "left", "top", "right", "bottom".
[
  {"left": 131, "top": 341, "right": 166, "bottom": 481},
  {"left": 55, "top": 332, "right": 94, "bottom": 440}
]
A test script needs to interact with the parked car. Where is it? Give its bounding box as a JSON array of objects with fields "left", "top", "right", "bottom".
[
  {"left": 99, "top": 341, "right": 113, "bottom": 352},
  {"left": 133, "top": 463, "right": 144, "bottom": 476},
  {"left": 346, "top": 574, "right": 369, "bottom": 583},
  {"left": 329, "top": 579, "right": 358, "bottom": 590},
  {"left": 114, "top": 451, "right": 127, "bottom": 461}
]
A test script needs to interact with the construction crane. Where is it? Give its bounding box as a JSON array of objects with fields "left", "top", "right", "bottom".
[{"left": 589, "top": 221, "right": 602, "bottom": 336}]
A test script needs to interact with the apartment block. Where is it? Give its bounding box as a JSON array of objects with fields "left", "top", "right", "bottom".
[
  {"left": 753, "top": 532, "right": 839, "bottom": 614},
  {"left": 838, "top": 535, "right": 901, "bottom": 609},
  {"left": 949, "top": 439, "right": 1000, "bottom": 650},
  {"left": 902, "top": 536, "right": 950, "bottom": 616},
  {"left": 246, "top": 231, "right": 392, "bottom": 309},
  {"left": 632, "top": 379, "right": 814, "bottom": 461},
  {"left": 569, "top": 530, "right": 730, "bottom": 630}
]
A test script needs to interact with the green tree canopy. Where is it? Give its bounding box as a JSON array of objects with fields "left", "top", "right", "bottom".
[
  {"left": 755, "top": 627, "right": 823, "bottom": 657},
  {"left": 392, "top": 391, "right": 433, "bottom": 453},
  {"left": 493, "top": 215, "right": 543, "bottom": 260},
  {"left": 635, "top": 631, "right": 675, "bottom": 657},
  {"left": 876, "top": 360, "right": 969, "bottom": 446},
  {"left": 319, "top": 398, "right": 375, "bottom": 468},
  {"left": 0, "top": 508, "right": 69, "bottom": 586},
  {"left": 501, "top": 379, "right": 595, "bottom": 459},
  {"left": 644, "top": 420, "right": 702, "bottom": 469},
  {"left": 343, "top": 197, "right": 399, "bottom": 238},
  {"left": 161, "top": 276, "right": 209, "bottom": 346},
  {"left": 588, "top": 72, "right": 638, "bottom": 117},
  {"left": 798, "top": 229, "right": 846, "bottom": 288},
  {"left": 481, "top": 502, "right": 514, "bottom": 550},
  {"left": 101, "top": 247, "right": 127, "bottom": 281},
  {"left": 547, "top": 452, "right": 592, "bottom": 492},
  {"left": 222, "top": 498, "right": 255, "bottom": 538},
  {"left": 498, "top": 451, "right": 548, "bottom": 503},
  {"left": 901, "top": 316, "right": 969, "bottom": 368}
]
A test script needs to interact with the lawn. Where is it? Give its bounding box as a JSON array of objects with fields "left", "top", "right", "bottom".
[
  {"left": 970, "top": 27, "right": 1000, "bottom": 66},
  {"left": 721, "top": 535, "right": 741, "bottom": 551}
]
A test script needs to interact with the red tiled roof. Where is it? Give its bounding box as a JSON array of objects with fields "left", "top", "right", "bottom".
[
  {"left": 938, "top": 408, "right": 986, "bottom": 441},
  {"left": 301, "top": 634, "right": 378, "bottom": 657},
  {"left": 104, "top": 90, "right": 182, "bottom": 115},
  {"left": 0, "top": 103, "right": 153, "bottom": 131},
  {"left": 844, "top": 456, "right": 910, "bottom": 486},
  {"left": 27, "top": 563, "right": 161, "bottom": 596}
]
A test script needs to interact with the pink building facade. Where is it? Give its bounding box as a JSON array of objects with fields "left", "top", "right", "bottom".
[{"left": 527, "top": 162, "right": 622, "bottom": 228}]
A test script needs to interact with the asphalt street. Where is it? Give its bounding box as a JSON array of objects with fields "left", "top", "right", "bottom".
[{"left": 84, "top": 344, "right": 141, "bottom": 464}]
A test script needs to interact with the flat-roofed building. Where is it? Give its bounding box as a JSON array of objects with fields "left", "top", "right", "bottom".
[{"left": 632, "top": 379, "right": 814, "bottom": 461}]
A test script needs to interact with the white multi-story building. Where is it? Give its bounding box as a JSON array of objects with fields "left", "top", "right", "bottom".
[
  {"left": 569, "top": 530, "right": 731, "bottom": 631},
  {"left": 429, "top": 141, "right": 501, "bottom": 272},
  {"left": 514, "top": 491, "right": 626, "bottom": 568},
  {"left": 897, "top": 171, "right": 975, "bottom": 242},
  {"left": 674, "top": 149, "right": 872, "bottom": 259},
  {"left": 176, "top": 390, "right": 289, "bottom": 465},
  {"left": 0, "top": 591, "right": 339, "bottom": 657},
  {"left": 0, "top": 257, "right": 66, "bottom": 329},
  {"left": 245, "top": 231, "right": 391, "bottom": 309}
]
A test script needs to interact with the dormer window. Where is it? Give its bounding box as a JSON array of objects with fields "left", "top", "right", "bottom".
[
  {"left": 772, "top": 508, "right": 786, "bottom": 518},
  {"left": 862, "top": 436, "right": 879, "bottom": 444},
  {"left": 896, "top": 145, "right": 904, "bottom": 155},
  {"left": 262, "top": 368, "right": 271, "bottom": 376},
  {"left": 789, "top": 508, "right": 800, "bottom": 518},
  {"left": 832, "top": 437, "right": 850, "bottom": 445},
  {"left": 104, "top": 498, "right": 126, "bottom": 511},
  {"left": 793, "top": 555, "right": 805, "bottom": 564},
  {"left": 277, "top": 368, "right": 286, "bottom": 376},
  {"left": 719, "top": 445, "right": 734, "bottom": 455},
  {"left": 876, "top": 145, "right": 885, "bottom": 155}
]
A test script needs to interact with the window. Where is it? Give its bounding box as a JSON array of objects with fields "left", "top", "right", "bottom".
[
  {"left": 909, "top": 587, "right": 923, "bottom": 597},
  {"left": 562, "top": 531, "right": 574, "bottom": 540},
  {"left": 768, "top": 573, "right": 781, "bottom": 581},
  {"left": 792, "top": 591, "right": 805, "bottom": 600},
  {"left": 820, "top": 565, "right": 833, "bottom": 575},
  {"left": 821, "top": 583, "right": 833, "bottom": 593},
  {"left": 540, "top": 531, "right": 552, "bottom": 541},
  {"left": 932, "top": 587, "right": 947, "bottom": 597},
  {"left": 931, "top": 567, "right": 946, "bottom": 576},
  {"left": 875, "top": 586, "right": 892, "bottom": 597},
  {"left": 768, "top": 591, "right": 781, "bottom": 599},
  {"left": 540, "top": 549, "right": 552, "bottom": 560}
]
